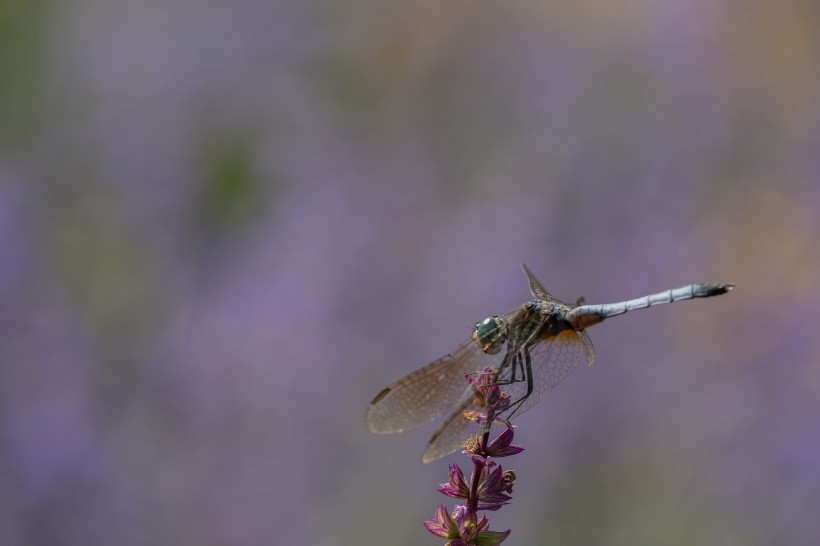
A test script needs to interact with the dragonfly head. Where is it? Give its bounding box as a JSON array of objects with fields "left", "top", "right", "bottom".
[{"left": 472, "top": 316, "right": 506, "bottom": 355}]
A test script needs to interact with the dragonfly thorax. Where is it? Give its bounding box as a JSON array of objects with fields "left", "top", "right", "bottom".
[{"left": 472, "top": 316, "right": 506, "bottom": 355}]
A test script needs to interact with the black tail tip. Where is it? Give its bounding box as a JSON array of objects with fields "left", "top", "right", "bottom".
[{"left": 711, "top": 283, "right": 735, "bottom": 295}]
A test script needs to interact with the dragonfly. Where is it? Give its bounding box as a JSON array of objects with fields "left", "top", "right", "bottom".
[{"left": 366, "top": 265, "right": 734, "bottom": 463}]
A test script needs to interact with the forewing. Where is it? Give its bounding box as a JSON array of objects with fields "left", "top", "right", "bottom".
[
  {"left": 521, "top": 263, "right": 562, "bottom": 303},
  {"left": 366, "top": 338, "right": 486, "bottom": 434}
]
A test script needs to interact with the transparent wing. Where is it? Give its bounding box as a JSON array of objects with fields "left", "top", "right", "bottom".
[
  {"left": 366, "top": 308, "right": 526, "bottom": 435},
  {"left": 422, "top": 396, "right": 487, "bottom": 463},
  {"left": 521, "top": 263, "right": 561, "bottom": 302},
  {"left": 499, "top": 328, "right": 593, "bottom": 420},
  {"left": 419, "top": 329, "right": 592, "bottom": 463},
  {"left": 366, "top": 339, "right": 487, "bottom": 434}
]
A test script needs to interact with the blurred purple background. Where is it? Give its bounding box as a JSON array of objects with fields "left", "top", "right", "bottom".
[{"left": 1, "top": 0, "right": 819, "bottom": 544}]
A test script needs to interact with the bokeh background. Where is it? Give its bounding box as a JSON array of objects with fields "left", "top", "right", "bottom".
[{"left": 2, "top": 0, "right": 819, "bottom": 544}]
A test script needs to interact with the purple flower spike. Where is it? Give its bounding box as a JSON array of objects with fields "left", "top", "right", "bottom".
[
  {"left": 439, "top": 464, "right": 470, "bottom": 499},
  {"left": 452, "top": 506, "right": 480, "bottom": 543},
  {"left": 424, "top": 504, "right": 460, "bottom": 540},
  {"left": 425, "top": 367, "right": 517, "bottom": 545},
  {"left": 467, "top": 368, "right": 513, "bottom": 416},
  {"left": 476, "top": 465, "right": 512, "bottom": 511},
  {"left": 485, "top": 427, "right": 524, "bottom": 458}
]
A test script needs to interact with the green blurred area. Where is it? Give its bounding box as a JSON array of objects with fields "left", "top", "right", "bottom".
[{"left": 0, "top": 0, "right": 52, "bottom": 145}]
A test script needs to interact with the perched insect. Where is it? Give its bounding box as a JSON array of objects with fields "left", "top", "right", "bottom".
[{"left": 366, "top": 265, "right": 733, "bottom": 463}]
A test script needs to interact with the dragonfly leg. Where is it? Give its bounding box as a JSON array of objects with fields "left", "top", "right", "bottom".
[
  {"left": 493, "top": 331, "right": 525, "bottom": 387},
  {"left": 496, "top": 322, "right": 537, "bottom": 387},
  {"left": 496, "top": 350, "right": 529, "bottom": 388},
  {"left": 497, "top": 341, "right": 516, "bottom": 382},
  {"left": 504, "top": 345, "right": 535, "bottom": 418},
  {"left": 508, "top": 351, "right": 519, "bottom": 384},
  {"left": 515, "top": 351, "right": 528, "bottom": 387}
]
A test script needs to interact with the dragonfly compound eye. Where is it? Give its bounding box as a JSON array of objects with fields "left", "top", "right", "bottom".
[{"left": 472, "top": 316, "right": 505, "bottom": 354}]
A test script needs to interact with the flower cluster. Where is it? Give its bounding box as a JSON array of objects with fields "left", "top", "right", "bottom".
[{"left": 424, "top": 368, "right": 524, "bottom": 546}]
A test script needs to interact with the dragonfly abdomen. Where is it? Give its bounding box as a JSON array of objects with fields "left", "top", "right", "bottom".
[{"left": 566, "top": 283, "right": 734, "bottom": 330}]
